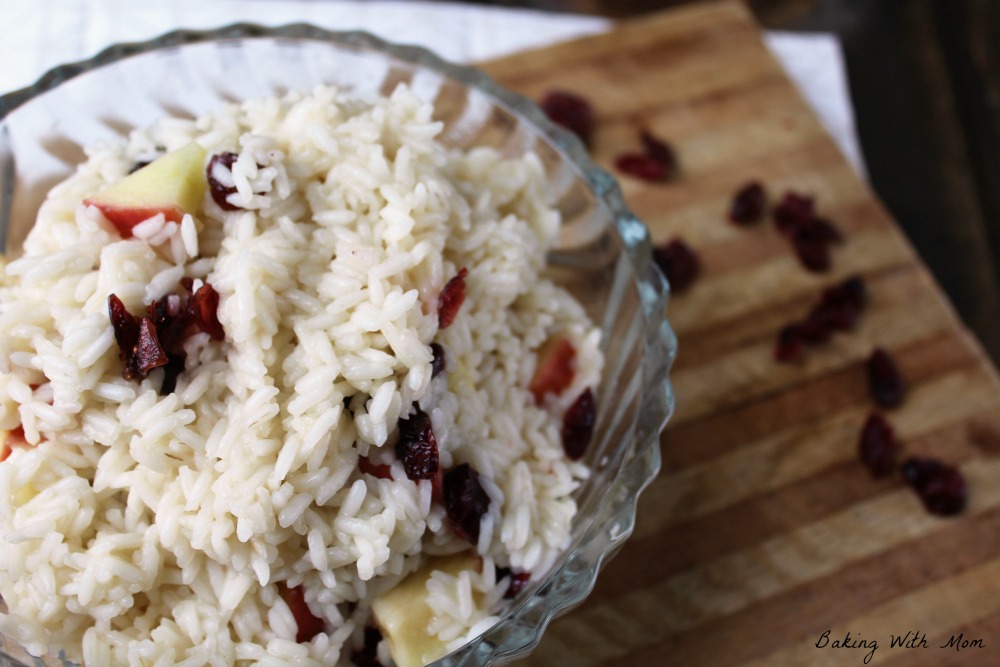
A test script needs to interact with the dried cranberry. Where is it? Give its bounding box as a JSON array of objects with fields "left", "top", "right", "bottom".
[
  {"left": 503, "top": 571, "right": 531, "bottom": 599},
  {"left": 110, "top": 282, "right": 226, "bottom": 392},
  {"left": 359, "top": 456, "right": 393, "bottom": 480},
  {"left": 615, "top": 154, "right": 668, "bottom": 182},
  {"left": 773, "top": 191, "right": 815, "bottom": 236},
  {"left": 539, "top": 90, "right": 594, "bottom": 147},
  {"left": 798, "top": 315, "right": 831, "bottom": 344},
  {"left": 640, "top": 131, "right": 677, "bottom": 174},
  {"left": 108, "top": 294, "right": 140, "bottom": 363},
  {"left": 438, "top": 268, "right": 468, "bottom": 329},
  {"left": 132, "top": 317, "right": 169, "bottom": 378},
  {"left": 858, "top": 413, "right": 897, "bottom": 478},
  {"left": 774, "top": 276, "right": 868, "bottom": 363},
  {"left": 791, "top": 224, "right": 832, "bottom": 272},
  {"left": 809, "top": 218, "right": 843, "bottom": 243},
  {"left": 867, "top": 348, "right": 906, "bottom": 409},
  {"left": 561, "top": 388, "right": 597, "bottom": 460},
  {"left": 430, "top": 343, "right": 446, "bottom": 378},
  {"left": 159, "top": 356, "right": 186, "bottom": 396},
  {"left": 351, "top": 627, "right": 385, "bottom": 667},
  {"left": 810, "top": 276, "right": 867, "bottom": 332},
  {"left": 189, "top": 283, "right": 225, "bottom": 341},
  {"left": 653, "top": 238, "right": 700, "bottom": 293},
  {"left": 207, "top": 152, "right": 241, "bottom": 211},
  {"left": 278, "top": 583, "right": 325, "bottom": 642},
  {"left": 395, "top": 405, "right": 439, "bottom": 480},
  {"left": 901, "top": 457, "right": 967, "bottom": 516},
  {"left": 443, "top": 463, "right": 491, "bottom": 544},
  {"left": 108, "top": 308, "right": 168, "bottom": 381},
  {"left": 774, "top": 324, "right": 806, "bottom": 362},
  {"left": 729, "top": 181, "right": 766, "bottom": 225}
]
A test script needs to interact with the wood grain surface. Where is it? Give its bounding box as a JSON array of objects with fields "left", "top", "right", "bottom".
[{"left": 480, "top": 2, "right": 1000, "bottom": 665}]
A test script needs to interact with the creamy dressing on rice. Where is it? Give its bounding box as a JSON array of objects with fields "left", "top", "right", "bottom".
[{"left": 0, "top": 86, "right": 601, "bottom": 666}]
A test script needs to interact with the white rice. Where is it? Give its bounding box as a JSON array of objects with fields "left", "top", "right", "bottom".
[{"left": 0, "top": 85, "right": 602, "bottom": 666}]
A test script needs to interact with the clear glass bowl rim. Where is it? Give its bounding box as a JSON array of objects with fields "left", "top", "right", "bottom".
[{"left": 0, "top": 22, "right": 677, "bottom": 666}]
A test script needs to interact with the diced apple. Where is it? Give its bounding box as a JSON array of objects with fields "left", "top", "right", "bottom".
[
  {"left": 84, "top": 142, "right": 208, "bottom": 238},
  {"left": 372, "top": 552, "right": 482, "bottom": 667},
  {"left": 528, "top": 335, "right": 577, "bottom": 405}
]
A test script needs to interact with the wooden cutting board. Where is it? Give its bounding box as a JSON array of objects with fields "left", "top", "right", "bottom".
[{"left": 481, "top": 2, "right": 1000, "bottom": 665}]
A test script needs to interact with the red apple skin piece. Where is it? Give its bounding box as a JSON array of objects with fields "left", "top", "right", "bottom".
[
  {"left": 84, "top": 142, "right": 208, "bottom": 238},
  {"left": 277, "top": 583, "right": 325, "bottom": 643},
  {"left": 0, "top": 426, "right": 27, "bottom": 463},
  {"left": 529, "top": 335, "right": 577, "bottom": 405}
]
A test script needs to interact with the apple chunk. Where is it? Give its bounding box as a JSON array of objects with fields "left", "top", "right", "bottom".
[
  {"left": 528, "top": 334, "right": 577, "bottom": 405},
  {"left": 84, "top": 142, "right": 207, "bottom": 238},
  {"left": 372, "top": 552, "right": 481, "bottom": 667}
]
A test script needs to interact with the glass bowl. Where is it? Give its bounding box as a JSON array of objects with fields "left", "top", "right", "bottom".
[{"left": 0, "top": 24, "right": 676, "bottom": 667}]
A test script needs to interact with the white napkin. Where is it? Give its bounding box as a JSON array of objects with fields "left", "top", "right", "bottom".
[{"left": 0, "top": 0, "right": 864, "bottom": 174}]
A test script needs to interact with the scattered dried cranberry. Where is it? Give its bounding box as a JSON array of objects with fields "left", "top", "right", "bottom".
[
  {"left": 109, "top": 294, "right": 140, "bottom": 362},
  {"left": 207, "top": 152, "right": 241, "bottom": 211},
  {"left": 438, "top": 268, "right": 468, "bottom": 329},
  {"left": 653, "top": 238, "right": 700, "bottom": 293},
  {"left": 109, "top": 281, "right": 226, "bottom": 392},
  {"left": 109, "top": 296, "right": 169, "bottom": 380},
  {"left": 774, "top": 324, "right": 806, "bottom": 362},
  {"left": 798, "top": 314, "right": 832, "bottom": 344},
  {"left": 772, "top": 192, "right": 844, "bottom": 272},
  {"left": 351, "top": 627, "right": 385, "bottom": 667},
  {"left": 791, "top": 218, "right": 843, "bottom": 273},
  {"left": 901, "top": 457, "right": 967, "bottom": 516},
  {"left": 641, "top": 131, "right": 678, "bottom": 175},
  {"left": 159, "top": 356, "right": 186, "bottom": 396},
  {"left": 133, "top": 317, "right": 169, "bottom": 377},
  {"left": 562, "top": 388, "right": 597, "bottom": 460},
  {"left": 277, "top": 583, "right": 325, "bottom": 643},
  {"left": 430, "top": 343, "right": 446, "bottom": 378},
  {"left": 188, "top": 283, "right": 225, "bottom": 341},
  {"left": 539, "top": 90, "right": 594, "bottom": 147},
  {"left": 615, "top": 154, "right": 668, "bottom": 182},
  {"left": 776, "top": 276, "right": 868, "bottom": 363},
  {"left": 729, "top": 181, "right": 766, "bottom": 225},
  {"left": 443, "top": 463, "right": 491, "bottom": 544},
  {"left": 503, "top": 571, "right": 532, "bottom": 599},
  {"left": 395, "top": 405, "right": 439, "bottom": 480},
  {"left": 867, "top": 348, "right": 906, "bottom": 409},
  {"left": 358, "top": 456, "right": 393, "bottom": 480},
  {"left": 791, "top": 225, "right": 829, "bottom": 272},
  {"left": 808, "top": 218, "right": 844, "bottom": 243},
  {"left": 858, "top": 413, "right": 897, "bottom": 478},
  {"left": 810, "top": 276, "right": 867, "bottom": 332},
  {"left": 773, "top": 191, "right": 815, "bottom": 237}
]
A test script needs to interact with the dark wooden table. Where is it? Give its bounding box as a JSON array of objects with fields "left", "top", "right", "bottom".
[{"left": 470, "top": 0, "right": 1000, "bottom": 362}]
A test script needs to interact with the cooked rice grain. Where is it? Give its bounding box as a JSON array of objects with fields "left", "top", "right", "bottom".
[{"left": 0, "top": 85, "right": 601, "bottom": 666}]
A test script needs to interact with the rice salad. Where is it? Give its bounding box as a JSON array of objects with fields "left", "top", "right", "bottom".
[{"left": 0, "top": 85, "right": 601, "bottom": 667}]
